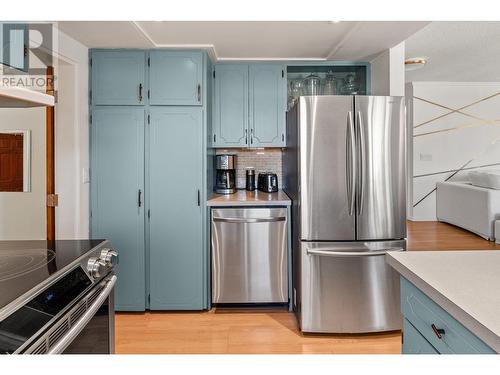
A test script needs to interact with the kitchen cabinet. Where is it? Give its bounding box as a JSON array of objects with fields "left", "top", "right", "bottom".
[
  {"left": 90, "top": 49, "right": 209, "bottom": 312},
  {"left": 401, "top": 277, "right": 495, "bottom": 354},
  {"left": 91, "top": 50, "right": 146, "bottom": 105},
  {"left": 249, "top": 64, "right": 286, "bottom": 147},
  {"left": 403, "top": 318, "right": 439, "bottom": 354},
  {"left": 90, "top": 107, "right": 146, "bottom": 311},
  {"left": 0, "top": 23, "right": 28, "bottom": 72},
  {"left": 213, "top": 64, "right": 248, "bottom": 147},
  {"left": 213, "top": 63, "right": 286, "bottom": 148},
  {"left": 149, "top": 107, "right": 204, "bottom": 309},
  {"left": 149, "top": 50, "right": 203, "bottom": 106}
]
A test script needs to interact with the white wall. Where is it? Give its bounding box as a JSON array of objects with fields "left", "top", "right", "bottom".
[
  {"left": 0, "top": 108, "right": 46, "bottom": 239},
  {"left": 370, "top": 42, "right": 405, "bottom": 96},
  {"left": 54, "top": 28, "right": 89, "bottom": 239},
  {"left": 370, "top": 49, "right": 390, "bottom": 95},
  {"left": 55, "top": 62, "right": 78, "bottom": 238},
  {"left": 407, "top": 82, "right": 500, "bottom": 220},
  {"left": 0, "top": 27, "right": 88, "bottom": 240}
]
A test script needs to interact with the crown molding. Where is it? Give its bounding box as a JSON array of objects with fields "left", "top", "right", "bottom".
[
  {"left": 132, "top": 21, "right": 219, "bottom": 62},
  {"left": 131, "top": 21, "right": 368, "bottom": 63},
  {"left": 325, "top": 21, "right": 361, "bottom": 60},
  {"left": 217, "top": 57, "right": 327, "bottom": 61},
  {"left": 132, "top": 21, "right": 344, "bottom": 63}
]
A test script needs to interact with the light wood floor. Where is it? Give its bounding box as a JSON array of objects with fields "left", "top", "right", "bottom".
[
  {"left": 407, "top": 220, "right": 500, "bottom": 251},
  {"left": 116, "top": 221, "right": 500, "bottom": 354}
]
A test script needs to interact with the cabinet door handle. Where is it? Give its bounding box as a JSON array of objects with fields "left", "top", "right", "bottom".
[
  {"left": 197, "top": 84, "right": 201, "bottom": 102},
  {"left": 138, "top": 83, "right": 143, "bottom": 102},
  {"left": 213, "top": 134, "right": 216, "bottom": 143},
  {"left": 138, "top": 189, "right": 142, "bottom": 208},
  {"left": 197, "top": 190, "right": 201, "bottom": 206},
  {"left": 431, "top": 324, "right": 445, "bottom": 339},
  {"left": 245, "top": 129, "right": 248, "bottom": 144}
]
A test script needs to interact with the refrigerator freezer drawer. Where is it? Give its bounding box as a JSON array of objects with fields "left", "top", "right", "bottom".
[
  {"left": 299, "top": 240, "right": 405, "bottom": 333},
  {"left": 211, "top": 208, "right": 288, "bottom": 303}
]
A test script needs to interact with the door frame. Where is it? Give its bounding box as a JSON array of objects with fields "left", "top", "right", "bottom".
[{"left": 46, "top": 65, "right": 56, "bottom": 242}]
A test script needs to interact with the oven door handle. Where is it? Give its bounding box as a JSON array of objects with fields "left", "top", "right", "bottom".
[{"left": 48, "top": 275, "right": 117, "bottom": 354}]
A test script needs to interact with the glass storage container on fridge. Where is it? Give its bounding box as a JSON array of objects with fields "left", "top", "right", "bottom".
[
  {"left": 323, "top": 70, "right": 337, "bottom": 95},
  {"left": 303, "top": 73, "right": 321, "bottom": 96},
  {"left": 341, "top": 73, "right": 360, "bottom": 95}
]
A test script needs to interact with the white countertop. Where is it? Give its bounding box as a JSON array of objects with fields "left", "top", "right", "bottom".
[
  {"left": 386, "top": 250, "right": 500, "bottom": 352},
  {"left": 207, "top": 190, "right": 291, "bottom": 207}
]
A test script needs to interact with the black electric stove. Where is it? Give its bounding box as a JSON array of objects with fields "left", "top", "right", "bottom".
[{"left": 0, "top": 240, "right": 117, "bottom": 354}]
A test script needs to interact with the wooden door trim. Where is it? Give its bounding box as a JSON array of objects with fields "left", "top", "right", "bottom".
[{"left": 46, "top": 66, "right": 55, "bottom": 242}]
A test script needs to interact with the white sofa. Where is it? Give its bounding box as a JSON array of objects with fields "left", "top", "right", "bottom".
[{"left": 436, "top": 181, "right": 500, "bottom": 241}]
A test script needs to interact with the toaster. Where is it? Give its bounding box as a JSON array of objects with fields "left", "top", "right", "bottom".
[{"left": 257, "top": 172, "right": 278, "bottom": 193}]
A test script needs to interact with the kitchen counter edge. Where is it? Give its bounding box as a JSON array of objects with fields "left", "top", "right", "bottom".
[{"left": 207, "top": 190, "right": 291, "bottom": 207}]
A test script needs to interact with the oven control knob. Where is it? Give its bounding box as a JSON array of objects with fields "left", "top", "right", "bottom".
[
  {"left": 99, "top": 248, "right": 119, "bottom": 266},
  {"left": 87, "top": 257, "right": 105, "bottom": 278}
]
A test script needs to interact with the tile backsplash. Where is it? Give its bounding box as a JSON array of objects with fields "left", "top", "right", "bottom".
[{"left": 215, "top": 148, "right": 283, "bottom": 189}]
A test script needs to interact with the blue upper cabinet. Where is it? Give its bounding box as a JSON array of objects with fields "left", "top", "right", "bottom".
[
  {"left": 91, "top": 50, "right": 146, "bottom": 105},
  {"left": 0, "top": 23, "right": 29, "bottom": 72},
  {"left": 149, "top": 51, "right": 203, "bottom": 106},
  {"left": 212, "top": 63, "right": 287, "bottom": 148},
  {"left": 249, "top": 64, "right": 286, "bottom": 147},
  {"left": 213, "top": 64, "right": 249, "bottom": 147}
]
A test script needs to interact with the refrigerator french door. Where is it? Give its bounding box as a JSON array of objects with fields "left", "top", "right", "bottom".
[
  {"left": 354, "top": 96, "right": 406, "bottom": 240},
  {"left": 298, "top": 95, "right": 406, "bottom": 242},
  {"left": 285, "top": 95, "right": 406, "bottom": 333}
]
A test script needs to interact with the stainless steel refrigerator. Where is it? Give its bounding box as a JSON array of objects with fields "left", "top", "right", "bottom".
[{"left": 283, "top": 95, "right": 406, "bottom": 333}]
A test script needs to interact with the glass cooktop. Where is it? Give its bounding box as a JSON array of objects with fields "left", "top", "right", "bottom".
[{"left": 0, "top": 240, "right": 104, "bottom": 312}]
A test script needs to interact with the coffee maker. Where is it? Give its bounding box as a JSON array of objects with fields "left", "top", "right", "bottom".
[{"left": 215, "top": 154, "right": 236, "bottom": 194}]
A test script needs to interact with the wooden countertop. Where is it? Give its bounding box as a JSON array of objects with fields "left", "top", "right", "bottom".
[
  {"left": 386, "top": 250, "right": 500, "bottom": 352},
  {"left": 207, "top": 190, "right": 291, "bottom": 207}
]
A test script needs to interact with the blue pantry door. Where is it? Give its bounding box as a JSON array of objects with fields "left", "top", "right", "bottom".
[
  {"left": 249, "top": 64, "right": 287, "bottom": 147},
  {"left": 149, "top": 107, "right": 204, "bottom": 310},
  {"left": 149, "top": 51, "right": 203, "bottom": 106},
  {"left": 91, "top": 50, "right": 145, "bottom": 105},
  {"left": 213, "top": 64, "right": 249, "bottom": 147},
  {"left": 91, "top": 107, "right": 146, "bottom": 311}
]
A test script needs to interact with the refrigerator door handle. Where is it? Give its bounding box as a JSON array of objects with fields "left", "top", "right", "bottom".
[
  {"left": 356, "top": 111, "right": 366, "bottom": 216},
  {"left": 307, "top": 247, "right": 404, "bottom": 257},
  {"left": 346, "top": 111, "right": 356, "bottom": 216}
]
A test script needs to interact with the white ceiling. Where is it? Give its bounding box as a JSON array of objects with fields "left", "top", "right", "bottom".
[
  {"left": 406, "top": 22, "right": 500, "bottom": 82},
  {"left": 57, "top": 21, "right": 428, "bottom": 62}
]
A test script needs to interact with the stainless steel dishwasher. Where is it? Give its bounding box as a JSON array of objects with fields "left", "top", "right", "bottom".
[{"left": 211, "top": 207, "right": 288, "bottom": 303}]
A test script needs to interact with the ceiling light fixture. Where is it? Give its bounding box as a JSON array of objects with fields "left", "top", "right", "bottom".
[{"left": 405, "top": 57, "right": 427, "bottom": 71}]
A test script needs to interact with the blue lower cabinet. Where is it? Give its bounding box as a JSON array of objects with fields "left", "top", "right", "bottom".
[
  {"left": 90, "top": 107, "right": 146, "bottom": 311},
  {"left": 401, "top": 277, "right": 495, "bottom": 354},
  {"left": 403, "top": 319, "right": 439, "bottom": 354},
  {"left": 149, "top": 107, "right": 205, "bottom": 310}
]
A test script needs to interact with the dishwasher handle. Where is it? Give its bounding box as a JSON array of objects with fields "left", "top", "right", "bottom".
[{"left": 213, "top": 216, "right": 286, "bottom": 224}]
